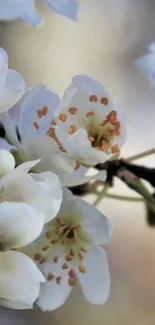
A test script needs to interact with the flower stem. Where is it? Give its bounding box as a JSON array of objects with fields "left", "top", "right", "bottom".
[
  {"left": 105, "top": 193, "right": 143, "bottom": 202},
  {"left": 126, "top": 148, "right": 155, "bottom": 162},
  {"left": 93, "top": 183, "right": 109, "bottom": 207}
]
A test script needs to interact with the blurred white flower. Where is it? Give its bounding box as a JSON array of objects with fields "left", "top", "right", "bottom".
[
  {"left": 0, "top": 159, "right": 63, "bottom": 224},
  {"left": 0, "top": 0, "right": 78, "bottom": 25},
  {"left": 0, "top": 48, "right": 26, "bottom": 114},
  {"left": 55, "top": 75, "right": 126, "bottom": 167},
  {"left": 30, "top": 188, "right": 113, "bottom": 311},
  {"left": 135, "top": 43, "right": 155, "bottom": 87},
  {"left": 0, "top": 149, "right": 15, "bottom": 177}
]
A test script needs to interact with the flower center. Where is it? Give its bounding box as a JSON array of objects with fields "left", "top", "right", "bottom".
[{"left": 33, "top": 217, "right": 90, "bottom": 287}]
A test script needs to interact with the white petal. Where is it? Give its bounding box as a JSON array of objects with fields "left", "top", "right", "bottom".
[
  {"left": 23, "top": 135, "right": 76, "bottom": 177},
  {"left": 61, "top": 167, "right": 107, "bottom": 187},
  {"left": 0, "top": 0, "right": 41, "bottom": 26},
  {"left": 18, "top": 86, "right": 60, "bottom": 142},
  {"left": 0, "top": 251, "right": 45, "bottom": 305},
  {"left": 75, "top": 197, "right": 113, "bottom": 246},
  {"left": 15, "top": 159, "right": 41, "bottom": 174},
  {"left": 78, "top": 247, "right": 110, "bottom": 304},
  {"left": 0, "top": 70, "right": 26, "bottom": 114},
  {"left": 72, "top": 75, "right": 115, "bottom": 108},
  {"left": 46, "top": 0, "right": 78, "bottom": 20},
  {"left": 0, "top": 48, "right": 8, "bottom": 88},
  {"left": 56, "top": 128, "right": 108, "bottom": 166},
  {"left": 0, "top": 202, "right": 44, "bottom": 249},
  {"left": 29, "top": 171, "right": 62, "bottom": 223},
  {"left": 37, "top": 256, "right": 72, "bottom": 311},
  {"left": 0, "top": 298, "right": 33, "bottom": 310}
]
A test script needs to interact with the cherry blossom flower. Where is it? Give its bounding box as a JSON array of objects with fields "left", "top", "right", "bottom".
[
  {"left": 55, "top": 75, "right": 126, "bottom": 167},
  {"left": 30, "top": 188, "right": 113, "bottom": 311}
]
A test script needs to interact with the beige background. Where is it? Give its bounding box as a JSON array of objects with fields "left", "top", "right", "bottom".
[{"left": 1, "top": 0, "right": 155, "bottom": 324}]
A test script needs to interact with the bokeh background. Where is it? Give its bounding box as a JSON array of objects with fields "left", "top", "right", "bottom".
[{"left": 1, "top": 0, "right": 155, "bottom": 324}]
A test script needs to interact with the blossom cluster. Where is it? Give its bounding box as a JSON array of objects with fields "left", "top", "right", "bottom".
[{"left": 0, "top": 48, "right": 126, "bottom": 311}]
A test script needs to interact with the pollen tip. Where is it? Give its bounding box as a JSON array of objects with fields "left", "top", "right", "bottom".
[
  {"left": 59, "top": 113, "right": 67, "bottom": 122},
  {"left": 47, "top": 273, "right": 55, "bottom": 281},
  {"left": 53, "top": 256, "right": 59, "bottom": 263},
  {"left": 42, "top": 245, "right": 49, "bottom": 252},
  {"left": 34, "top": 253, "right": 42, "bottom": 261},
  {"left": 68, "top": 277, "right": 76, "bottom": 287},
  {"left": 89, "top": 95, "right": 98, "bottom": 102},
  {"left": 100, "top": 97, "right": 108, "bottom": 105},
  {"left": 56, "top": 276, "right": 62, "bottom": 285},
  {"left": 79, "top": 264, "right": 86, "bottom": 273}
]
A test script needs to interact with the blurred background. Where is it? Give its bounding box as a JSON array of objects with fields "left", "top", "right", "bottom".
[{"left": 1, "top": 0, "right": 155, "bottom": 324}]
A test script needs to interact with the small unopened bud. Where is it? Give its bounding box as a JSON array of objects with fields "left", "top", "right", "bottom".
[{"left": 0, "top": 150, "right": 15, "bottom": 177}]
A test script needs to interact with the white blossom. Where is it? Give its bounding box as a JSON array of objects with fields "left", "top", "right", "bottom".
[
  {"left": 29, "top": 188, "right": 113, "bottom": 311},
  {"left": 55, "top": 75, "right": 126, "bottom": 167}
]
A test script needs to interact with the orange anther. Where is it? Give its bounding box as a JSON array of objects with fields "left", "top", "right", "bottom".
[
  {"left": 37, "top": 109, "right": 42, "bottom": 118},
  {"left": 42, "top": 246, "right": 49, "bottom": 251},
  {"left": 88, "top": 136, "right": 95, "bottom": 143},
  {"left": 46, "top": 231, "right": 52, "bottom": 239},
  {"left": 75, "top": 160, "right": 81, "bottom": 170},
  {"left": 33, "top": 121, "right": 39, "bottom": 130},
  {"left": 69, "top": 248, "right": 75, "bottom": 256},
  {"left": 53, "top": 256, "right": 59, "bottom": 263},
  {"left": 79, "top": 265, "right": 86, "bottom": 273},
  {"left": 59, "top": 113, "right": 67, "bottom": 122},
  {"left": 68, "top": 268, "right": 76, "bottom": 278},
  {"left": 68, "top": 277, "right": 76, "bottom": 286},
  {"left": 62, "top": 263, "right": 69, "bottom": 270},
  {"left": 47, "top": 273, "right": 55, "bottom": 281},
  {"left": 80, "top": 247, "right": 88, "bottom": 253},
  {"left": 51, "top": 239, "right": 58, "bottom": 244},
  {"left": 89, "top": 95, "right": 98, "bottom": 102},
  {"left": 65, "top": 255, "right": 72, "bottom": 262},
  {"left": 100, "top": 97, "right": 108, "bottom": 105},
  {"left": 51, "top": 119, "right": 57, "bottom": 125},
  {"left": 115, "top": 121, "right": 121, "bottom": 130},
  {"left": 101, "top": 140, "right": 109, "bottom": 151},
  {"left": 78, "top": 252, "right": 84, "bottom": 260},
  {"left": 68, "top": 107, "right": 77, "bottom": 115},
  {"left": 111, "top": 144, "right": 120, "bottom": 153},
  {"left": 56, "top": 217, "right": 65, "bottom": 224},
  {"left": 41, "top": 106, "right": 48, "bottom": 116},
  {"left": 86, "top": 111, "right": 95, "bottom": 117},
  {"left": 68, "top": 124, "right": 77, "bottom": 135},
  {"left": 34, "top": 253, "right": 42, "bottom": 261},
  {"left": 56, "top": 276, "right": 62, "bottom": 285},
  {"left": 39, "top": 258, "right": 45, "bottom": 264}
]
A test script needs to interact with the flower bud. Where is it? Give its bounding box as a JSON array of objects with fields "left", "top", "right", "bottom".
[{"left": 0, "top": 149, "right": 15, "bottom": 177}]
